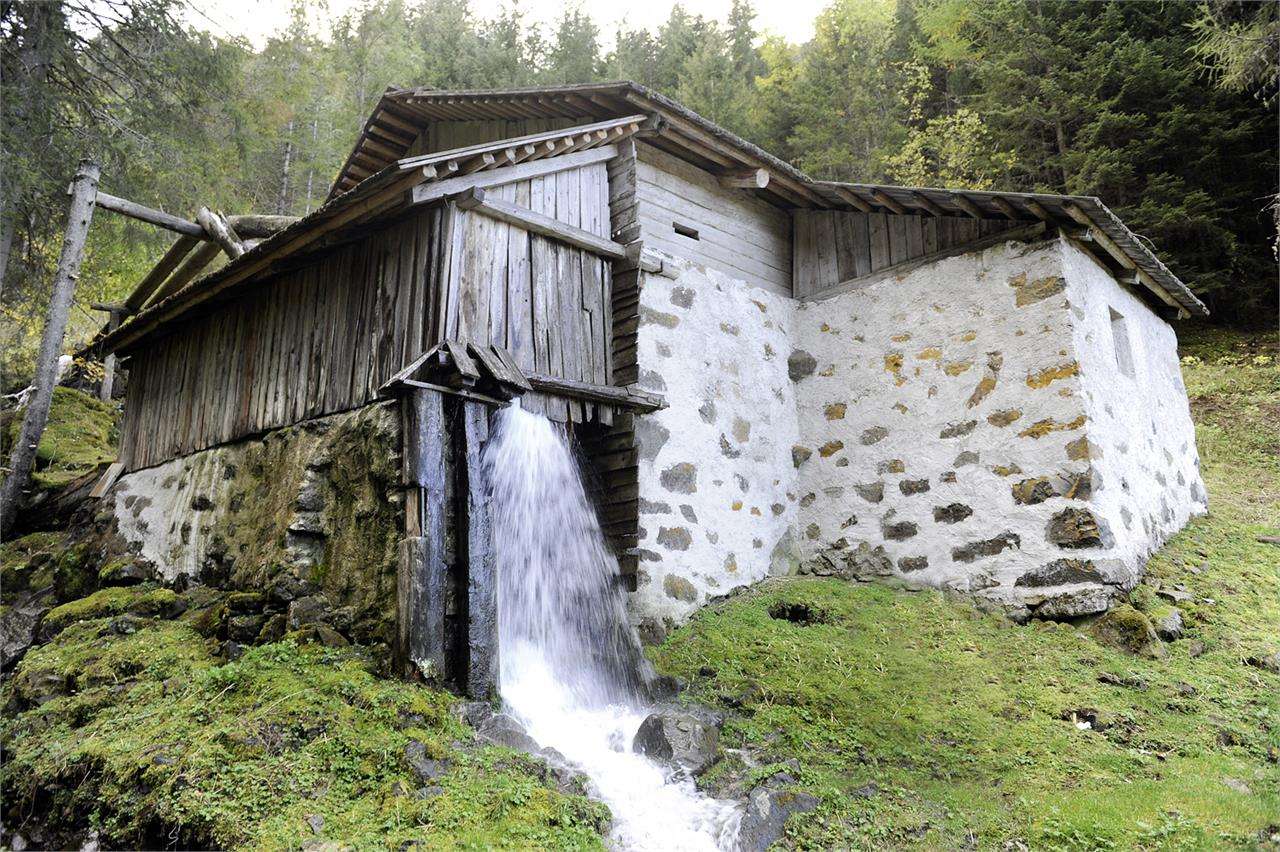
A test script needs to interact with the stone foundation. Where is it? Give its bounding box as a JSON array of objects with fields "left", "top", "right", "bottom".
[{"left": 110, "top": 402, "right": 403, "bottom": 645}]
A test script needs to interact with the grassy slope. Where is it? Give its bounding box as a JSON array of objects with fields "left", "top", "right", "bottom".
[
  {"left": 2, "top": 386, "right": 118, "bottom": 491},
  {"left": 654, "top": 327, "right": 1279, "bottom": 850}
]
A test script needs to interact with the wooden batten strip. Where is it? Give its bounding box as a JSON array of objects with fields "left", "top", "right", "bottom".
[{"left": 454, "top": 186, "right": 625, "bottom": 260}]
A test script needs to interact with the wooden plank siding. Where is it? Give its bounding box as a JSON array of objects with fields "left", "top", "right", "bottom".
[
  {"left": 634, "top": 143, "right": 792, "bottom": 296},
  {"left": 119, "top": 161, "right": 615, "bottom": 471},
  {"left": 793, "top": 209, "right": 1019, "bottom": 298}
]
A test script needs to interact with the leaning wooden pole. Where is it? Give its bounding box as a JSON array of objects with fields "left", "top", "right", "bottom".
[{"left": 0, "top": 160, "right": 99, "bottom": 538}]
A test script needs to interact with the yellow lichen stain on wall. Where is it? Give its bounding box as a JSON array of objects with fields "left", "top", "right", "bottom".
[
  {"left": 1026, "top": 361, "right": 1080, "bottom": 389},
  {"left": 1018, "top": 415, "right": 1087, "bottom": 439},
  {"left": 884, "top": 353, "right": 906, "bottom": 386}
]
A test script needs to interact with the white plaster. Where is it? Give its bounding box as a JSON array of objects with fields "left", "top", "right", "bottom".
[
  {"left": 629, "top": 235, "right": 1207, "bottom": 623},
  {"left": 629, "top": 250, "right": 800, "bottom": 626},
  {"left": 1060, "top": 240, "right": 1208, "bottom": 567},
  {"left": 793, "top": 239, "right": 1104, "bottom": 604},
  {"left": 113, "top": 450, "right": 240, "bottom": 581}
]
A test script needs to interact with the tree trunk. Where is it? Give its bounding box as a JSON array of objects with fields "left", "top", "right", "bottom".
[
  {"left": 0, "top": 160, "right": 99, "bottom": 538},
  {"left": 276, "top": 120, "right": 294, "bottom": 216},
  {"left": 304, "top": 117, "right": 318, "bottom": 212},
  {"left": 0, "top": 202, "right": 16, "bottom": 300}
]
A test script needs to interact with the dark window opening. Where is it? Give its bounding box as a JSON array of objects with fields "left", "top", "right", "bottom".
[{"left": 673, "top": 221, "right": 700, "bottom": 240}]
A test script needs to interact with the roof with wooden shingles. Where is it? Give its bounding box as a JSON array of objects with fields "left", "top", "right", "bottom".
[{"left": 103, "top": 81, "right": 1205, "bottom": 354}]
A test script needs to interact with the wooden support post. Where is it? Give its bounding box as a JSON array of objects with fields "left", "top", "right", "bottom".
[
  {"left": 0, "top": 160, "right": 99, "bottom": 537},
  {"left": 98, "top": 306, "right": 124, "bottom": 400},
  {"left": 462, "top": 401, "right": 497, "bottom": 699},
  {"left": 399, "top": 388, "right": 450, "bottom": 682}
]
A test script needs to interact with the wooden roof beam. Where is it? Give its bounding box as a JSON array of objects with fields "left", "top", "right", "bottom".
[
  {"left": 870, "top": 189, "right": 907, "bottom": 215},
  {"left": 1023, "top": 198, "right": 1057, "bottom": 223},
  {"left": 953, "top": 194, "right": 986, "bottom": 220},
  {"left": 94, "top": 191, "right": 204, "bottom": 238},
  {"left": 125, "top": 234, "right": 199, "bottom": 312},
  {"left": 832, "top": 187, "right": 873, "bottom": 213},
  {"left": 718, "top": 168, "right": 769, "bottom": 190},
  {"left": 909, "top": 192, "right": 946, "bottom": 218},
  {"left": 990, "top": 196, "right": 1026, "bottom": 220}
]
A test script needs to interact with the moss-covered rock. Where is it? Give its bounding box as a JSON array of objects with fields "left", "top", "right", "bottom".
[
  {"left": 1, "top": 617, "right": 608, "bottom": 850},
  {"left": 1090, "top": 604, "right": 1166, "bottom": 658},
  {"left": 0, "top": 532, "right": 62, "bottom": 605},
  {"left": 40, "top": 584, "right": 180, "bottom": 639}
]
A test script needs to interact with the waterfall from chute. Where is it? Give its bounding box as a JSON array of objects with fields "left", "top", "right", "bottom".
[{"left": 484, "top": 402, "right": 740, "bottom": 851}]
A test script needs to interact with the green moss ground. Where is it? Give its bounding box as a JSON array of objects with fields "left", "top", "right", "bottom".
[
  {"left": 3, "top": 619, "right": 607, "bottom": 849},
  {"left": 653, "top": 327, "right": 1279, "bottom": 849},
  {"left": 2, "top": 386, "right": 118, "bottom": 492}
]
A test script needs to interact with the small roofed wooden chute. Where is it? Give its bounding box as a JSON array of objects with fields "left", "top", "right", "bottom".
[
  {"left": 379, "top": 338, "right": 666, "bottom": 414},
  {"left": 379, "top": 339, "right": 533, "bottom": 405}
]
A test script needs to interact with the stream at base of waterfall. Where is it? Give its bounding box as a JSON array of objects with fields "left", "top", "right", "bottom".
[{"left": 484, "top": 402, "right": 742, "bottom": 851}]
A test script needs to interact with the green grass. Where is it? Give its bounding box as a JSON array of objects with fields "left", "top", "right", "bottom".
[
  {"left": 653, "top": 327, "right": 1279, "bottom": 850},
  {"left": 2, "top": 619, "right": 607, "bottom": 850}
]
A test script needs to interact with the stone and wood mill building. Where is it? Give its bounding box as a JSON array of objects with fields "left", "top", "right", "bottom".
[{"left": 96, "top": 82, "right": 1209, "bottom": 693}]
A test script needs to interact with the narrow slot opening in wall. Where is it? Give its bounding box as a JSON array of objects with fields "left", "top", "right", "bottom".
[
  {"left": 1109, "top": 307, "right": 1135, "bottom": 377},
  {"left": 673, "top": 221, "right": 700, "bottom": 240}
]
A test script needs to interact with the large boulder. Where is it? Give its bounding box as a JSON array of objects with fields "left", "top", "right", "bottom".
[
  {"left": 736, "top": 786, "right": 820, "bottom": 852},
  {"left": 0, "top": 591, "right": 52, "bottom": 670},
  {"left": 631, "top": 710, "right": 719, "bottom": 775}
]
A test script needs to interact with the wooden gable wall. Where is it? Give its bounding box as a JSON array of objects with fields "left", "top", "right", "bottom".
[{"left": 119, "top": 160, "right": 615, "bottom": 471}]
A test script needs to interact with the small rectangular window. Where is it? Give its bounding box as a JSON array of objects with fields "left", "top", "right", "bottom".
[
  {"left": 673, "top": 221, "right": 700, "bottom": 240},
  {"left": 1110, "top": 307, "right": 1135, "bottom": 377}
]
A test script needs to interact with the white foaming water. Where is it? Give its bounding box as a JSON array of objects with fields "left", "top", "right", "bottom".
[{"left": 484, "top": 403, "right": 741, "bottom": 851}]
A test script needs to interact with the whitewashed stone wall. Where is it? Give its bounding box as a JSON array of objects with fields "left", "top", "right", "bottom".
[
  {"left": 629, "top": 234, "right": 1205, "bottom": 625},
  {"left": 789, "top": 236, "right": 1205, "bottom": 618},
  {"left": 1060, "top": 241, "right": 1207, "bottom": 571},
  {"left": 628, "top": 251, "right": 800, "bottom": 634}
]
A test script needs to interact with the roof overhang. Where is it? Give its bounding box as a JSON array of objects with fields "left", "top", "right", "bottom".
[
  {"left": 101, "top": 115, "right": 648, "bottom": 355},
  {"left": 104, "top": 82, "right": 1205, "bottom": 354},
  {"left": 331, "top": 82, "right": 1204, "bottom": 316}
]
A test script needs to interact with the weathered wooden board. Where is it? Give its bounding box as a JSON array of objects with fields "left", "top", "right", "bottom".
[
  {"left": 119, "top": 160, "right": 617, "bottom": 470},
  {"left": 793, "top": 209, "right": 1021, "bottom": 298}
]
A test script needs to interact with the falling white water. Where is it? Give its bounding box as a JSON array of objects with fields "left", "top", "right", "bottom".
[{"left": 484, "top": 403, "right": 741, "bottom": 851}]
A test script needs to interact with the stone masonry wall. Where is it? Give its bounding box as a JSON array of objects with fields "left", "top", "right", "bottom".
[
  {"left": 787, "top": 236, "right": 1205, "bottom": 619},
  {"left": 1060, "top": 240, "right": 1207, "bottom": 571},
  {"left": 111, "top": 402, "right": 404, "bottom": 646},
  {"left": 629, "top": 250, "right": 800, "bottom": 636}
]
